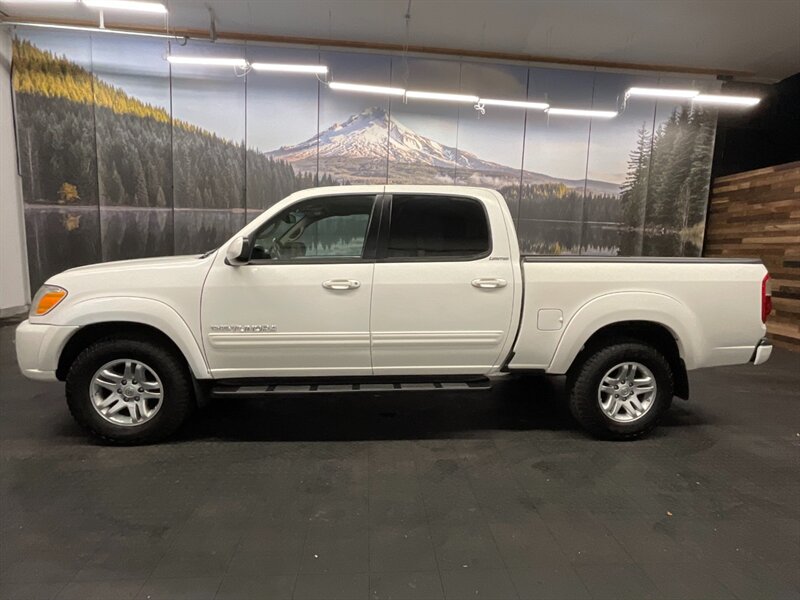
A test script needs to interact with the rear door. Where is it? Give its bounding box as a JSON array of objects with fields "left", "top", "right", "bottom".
[{"left": 369, "top": 191, "right": 516, "bottom": 375}]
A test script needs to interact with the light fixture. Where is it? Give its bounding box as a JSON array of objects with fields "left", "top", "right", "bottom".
[
  {"left": 479, "top": 98, "right": 549, "bottom": 110},
  {"left": 692, "top": 94, "right": 761, "bottom": 107},
  {"left": 1, "top": 0, "right": 78, "bottom": 4},
  {"left": 546, "top": 107, "right": 617, "bottom": 118},
  {"left": 405, "top": 90, "right": 479, "bottom": 103},
  {"left": 250, "top": 63, "right": 327, "bottom": 75},
  {"left": 626, "top": 87, "right": 699, "bottom": 99},
  {"left": 329, "top": 82, "right": 406, "bottom": 96},
  {"left": 3, "top": 20, "right": 180, "bottom": 38},
  {"left": 167, "top": 56, "right": 247, "bottom": 68},
  {"left": 83, "top": 0, "right": 167, "bottom": 13}
]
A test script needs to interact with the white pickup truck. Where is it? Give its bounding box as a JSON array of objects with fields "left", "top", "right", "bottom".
[{"left": 16, "top": 185, "right": 773, "bottom": 444}]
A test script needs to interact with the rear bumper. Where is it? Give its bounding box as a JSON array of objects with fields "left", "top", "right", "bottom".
[
  {"left": 15, "top": 320, "right": 79, "bottom": 382},
  {"left": 751, "top": 338, "right": 773, "bottom": 366}
]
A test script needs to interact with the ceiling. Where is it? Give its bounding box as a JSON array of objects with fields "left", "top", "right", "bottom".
[{"left": 2, "top": 0, "right": 799, "bottom": 81}]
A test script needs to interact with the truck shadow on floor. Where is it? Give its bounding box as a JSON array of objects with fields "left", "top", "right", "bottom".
[{"left": 175, "top": 376, "right": 706, "bottom": 443}]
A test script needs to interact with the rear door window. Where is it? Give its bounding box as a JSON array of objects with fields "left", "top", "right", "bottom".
[{"left": 385, "top": 195, "right": 490, "bottom": 260}]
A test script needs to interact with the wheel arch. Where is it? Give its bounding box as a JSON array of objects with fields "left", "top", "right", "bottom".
[
  {"left": 53, "top": 297, "right": 210, "bottom": 381},
  {"left": 565, "top": 320, "right": 689, "bottom": 399},
  {"left": 58, "top": 322, "right": 185, "bottom": 380}
]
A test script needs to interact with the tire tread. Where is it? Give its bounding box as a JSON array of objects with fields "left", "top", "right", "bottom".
[
  {"left": 65, "top": 335, "right": 194, "bottom": 445},
  {"left": 568, "top": 342, "right": 673, "bottom": 440}
]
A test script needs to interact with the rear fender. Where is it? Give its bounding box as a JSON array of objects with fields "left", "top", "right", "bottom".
[{"left": 548, "top": 292, "right": 701, "bottom": 374}]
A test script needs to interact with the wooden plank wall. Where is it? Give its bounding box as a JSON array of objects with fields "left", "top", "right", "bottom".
[{"left": 705, "top": 161, "right": 800, "bottom": 350}]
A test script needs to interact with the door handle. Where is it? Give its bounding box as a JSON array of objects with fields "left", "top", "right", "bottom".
[
  {"left": 471, "top": 278, "right": 507, "bottom": 289},
  {"left": 322, "top": 279, "right": 361, "bottom": 290}
]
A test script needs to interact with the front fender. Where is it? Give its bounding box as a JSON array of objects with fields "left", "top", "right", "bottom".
[
  {"left": 53, "top": 296, "right": 211, "bottom": 379},
  {"left": 547, "top": 291, "right": 702, "bottom": 374}
]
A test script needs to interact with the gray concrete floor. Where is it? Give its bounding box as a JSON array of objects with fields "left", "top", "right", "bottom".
[{"left": 1, "top": 320, "right": 799, "bottom": 600}]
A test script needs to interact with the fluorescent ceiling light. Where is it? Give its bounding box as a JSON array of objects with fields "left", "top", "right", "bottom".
[
  {"left": 405, "top": 90, "right": 479, "bottom": 103},
  {"left": 479, "top": 98, "right": 549, "bottom": 110},
  {"left": 2, "top": 1, "right": 78, "bottom": 4},
  {"left": 250, "top": 63, "right": 328, "bottom": 74},
  {"left": 627, "top": 87, "right": 699, "bottom": 99},
  {"left": 83, "top": 0, "right": 167, "bottom": 12},
  {"left": 692, "top": 94, "right": 761, "bottom": 107},
  {"left": 329, "top": 82, "right": 406, "bottom": 96},
  {"left": 546, "top": 107, "right": 618, "bottom": 118},
  {"left": 167, "top": 56, "right": 247, "bottom": 68},
  {"left": 4, "top": 21, "right": 179, "bottom": 38}
]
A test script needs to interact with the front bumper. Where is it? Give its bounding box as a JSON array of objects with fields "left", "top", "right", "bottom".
[
  {"left": 751, "top": 338, "right": 773, "bottom": 366},
  {"left": 15, "top": 320, "right": 79, "bottom": 382}
]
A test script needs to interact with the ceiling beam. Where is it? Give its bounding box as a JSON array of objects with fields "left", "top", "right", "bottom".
[{"left": 0, "top": 14, "right": 753, "bottom": 78}]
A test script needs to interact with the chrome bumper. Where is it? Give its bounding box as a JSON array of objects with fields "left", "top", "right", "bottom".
[{"left": 751, "top": 338, "right": 773, "bottom": 366}]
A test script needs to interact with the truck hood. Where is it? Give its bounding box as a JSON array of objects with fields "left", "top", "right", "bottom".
[
  {"left": 55, "top": 254, "right": 212, "bottom": 278},
  {"left": 36, "top": 252, "right": 218, "bottom": 330},
  {"left": 42, "top": 253, "right": 218, "bottom": 306}
]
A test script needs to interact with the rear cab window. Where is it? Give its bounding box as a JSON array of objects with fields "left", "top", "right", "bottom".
[{"left": 385, "top": 194, "right": 490, "bottom": 260}]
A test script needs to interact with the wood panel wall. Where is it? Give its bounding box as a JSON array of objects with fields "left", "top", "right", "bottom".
[{"left": 705, "top": 161, "right": 800, "bottom": 350}]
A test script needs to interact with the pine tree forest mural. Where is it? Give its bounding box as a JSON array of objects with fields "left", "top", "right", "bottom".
[{"left": 11, "top": 29, "right": 720, "bottom": 291}]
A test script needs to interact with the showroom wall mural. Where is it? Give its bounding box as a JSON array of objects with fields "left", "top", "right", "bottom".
[{"left": 12, "top": 28, "right": 720, "bottom": 290}]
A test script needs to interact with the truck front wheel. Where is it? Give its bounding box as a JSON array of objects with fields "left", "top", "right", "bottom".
[
  {"left": 567, "top": 342, "right": 673, "bottom": 440},
  {"left": 65, "top": 337, "right": 195, "bottom": 445}
]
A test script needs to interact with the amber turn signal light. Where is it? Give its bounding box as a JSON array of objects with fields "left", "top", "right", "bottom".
[{"left": 31, "top": 285, "right": 68, "bottom": 316}]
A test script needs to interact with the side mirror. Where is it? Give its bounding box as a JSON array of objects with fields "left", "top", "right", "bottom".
[{"left": 225, "top": 237, "right": 251, "bottom": 266}]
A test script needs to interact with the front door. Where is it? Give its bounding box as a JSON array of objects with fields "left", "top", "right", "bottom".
[
  {"left": 201, "top": 193, "right": 379, "bottom": 378},
  {"left": 369, "top": 192, "right": 516, "bottom": 375}
]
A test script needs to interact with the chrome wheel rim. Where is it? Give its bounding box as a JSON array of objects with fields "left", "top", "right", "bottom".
[
  {"left": 89, "top": 359, "right": 163, "bottom": 426},
  {"left": 597, "top": 361, "right": 657, "bottom": 423}
]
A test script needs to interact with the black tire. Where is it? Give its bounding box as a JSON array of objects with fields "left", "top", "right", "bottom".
[
  {"left": 567, "top": 342, "right": 673, "bottom": 440},
  {"left": 65, "top": 336, "right": 195, "bottom": 445}
]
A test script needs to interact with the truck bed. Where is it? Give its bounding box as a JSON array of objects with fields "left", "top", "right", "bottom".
[
  {"left": 521, "top": 256, "right": 762, "bottom": 264},
  {"left": 509, "top": 255, "right": 768, "bottom": 373}
]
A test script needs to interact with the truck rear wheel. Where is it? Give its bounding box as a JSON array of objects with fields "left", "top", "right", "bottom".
[
  {"left": 567, "top": 342, "right": 673, "bottom": 440},
  {"left": 65, "top": 337, "right": 194, "bottom": 445}
]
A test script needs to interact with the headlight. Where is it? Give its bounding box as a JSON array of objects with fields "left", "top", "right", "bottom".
[{"left": 30, "top": 285, "right": 68, "bottom": 316}]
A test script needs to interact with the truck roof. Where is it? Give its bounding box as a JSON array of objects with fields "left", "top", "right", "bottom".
[{"left": 287, "top": 184, "right": 500, "bottom": 200}]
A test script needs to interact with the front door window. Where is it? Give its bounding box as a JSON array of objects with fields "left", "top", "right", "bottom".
[{"left": 251, "top": 195, "right": 376, "bottom": 261}]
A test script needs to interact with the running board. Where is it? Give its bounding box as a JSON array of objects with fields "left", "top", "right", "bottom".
[{"left": 210, "top": 378, "right": 491, "bottom": 398}]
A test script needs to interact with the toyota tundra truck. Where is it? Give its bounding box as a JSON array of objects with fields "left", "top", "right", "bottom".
[{"left": 15, "top": 185, "right": 773, "bottom": 444}]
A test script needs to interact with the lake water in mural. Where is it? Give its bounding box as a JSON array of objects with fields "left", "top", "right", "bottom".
[{"left": 12, "top": 30, "right": 718, "bottom": 290}]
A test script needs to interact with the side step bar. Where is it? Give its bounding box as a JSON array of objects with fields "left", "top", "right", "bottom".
[{"left": 210, "top": 378, "right": 491, "bottom": 398}]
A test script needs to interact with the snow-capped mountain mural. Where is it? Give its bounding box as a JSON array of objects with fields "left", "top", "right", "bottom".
[
  {"left": 266, "top": 106, "right": 620, "bottom": 195},
  {"left": 13, "top": 31, "right": 717, "bottom": 289}
]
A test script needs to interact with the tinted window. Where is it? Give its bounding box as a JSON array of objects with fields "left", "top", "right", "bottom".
[
  {"left": 252, "top": 195, "right": 375, "bottom": 261},
  {"left": 386, "top": 195, "right": 490, "bottom": 259}
]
